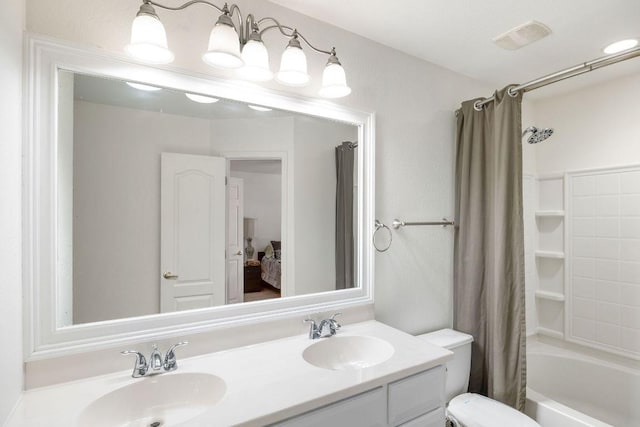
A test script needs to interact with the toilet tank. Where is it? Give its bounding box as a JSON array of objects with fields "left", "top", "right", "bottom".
[{"left": 417, "top": 328, "right": 474, "bottom": 402}]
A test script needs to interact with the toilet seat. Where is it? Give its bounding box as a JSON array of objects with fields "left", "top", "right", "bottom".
[{"left": 447, "top": 393, "right": 540, "bottom": 427}]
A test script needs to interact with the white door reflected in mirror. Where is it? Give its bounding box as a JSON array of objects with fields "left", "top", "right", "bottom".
[{"left": 160, "top": 153, "right": 226, "bottom": 313}]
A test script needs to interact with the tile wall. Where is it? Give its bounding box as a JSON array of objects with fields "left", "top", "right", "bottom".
[{"left": 569, "top": 167, "right": 640, "bottom": 357}]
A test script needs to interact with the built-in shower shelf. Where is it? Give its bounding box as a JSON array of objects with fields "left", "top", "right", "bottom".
[
  {"left": 535, "top": 210, "right": 565, "bottom": 217},
  {"left": 534, "top": 290, "right": 565, "bottom": 302},
  {"left": 536, "top": 327, "right": 564, "bottom": 339},
  {"left": 535, "top": 250, "right": 565, "bottom": 259}
]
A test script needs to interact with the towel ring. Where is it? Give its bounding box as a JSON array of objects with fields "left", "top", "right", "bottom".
[{"left": 373, "top": 220, "right": 392, "bottom": 252}]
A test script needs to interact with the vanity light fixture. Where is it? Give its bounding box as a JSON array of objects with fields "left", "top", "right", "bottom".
[
  {"left": 248, "top": 105, "right": 272, "bottom": 112},
  {"left": 126, "top": 81, "right": 163, "bottom": 91},
  {"left": 185, "top": 93, "right": 220, "bottom": 103},
  {"left": 603, "top": 38, "right": 639, "bottom": 54},
  {"left": 126, "top": 0, "right": 351, "bottom": 98}
]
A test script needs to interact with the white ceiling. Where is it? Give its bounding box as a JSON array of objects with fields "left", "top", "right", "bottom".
[{"left": 269, "top": 0, "right": 640, "bottom": 98}]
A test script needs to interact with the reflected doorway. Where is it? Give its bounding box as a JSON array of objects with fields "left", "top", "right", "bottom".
[{"left": 229, "top": 159, "right": 283, "bottom": 303}]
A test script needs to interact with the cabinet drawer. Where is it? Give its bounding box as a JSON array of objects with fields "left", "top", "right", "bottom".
[
  {"left": 388, "top": 366, "right": 445, "bottom": 426},
  {"left": 272, "top": 386, "right": 386, "bottom": 427},
  {"left": 398, "top": 407, "right": 445, "bottom": 427}
]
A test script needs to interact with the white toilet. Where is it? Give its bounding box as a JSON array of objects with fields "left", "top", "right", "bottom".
[{"left": 418, "top": 329, "right": 540, "bottom": 427}]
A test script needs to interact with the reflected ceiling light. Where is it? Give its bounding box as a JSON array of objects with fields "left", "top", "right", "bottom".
[
  {"left": 185, "top": 93, "right": 220, "bottom": 104},
  {"left": 125, "top": 2, "right": 174, "bottom": 64},
  {"left": 248, "top": 105, "right": 272, "bottom": 112},
  {"left": 126, "top": 1, "right": 351, "bottom": 98},
  {"left": 126, "top": 82, "right": 163, "bottom": 91},
  {"left": 603, "top": 39, "right": 639, "bottom": 54}
]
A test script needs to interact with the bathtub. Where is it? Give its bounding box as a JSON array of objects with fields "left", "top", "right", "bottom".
[{"left": 525, "top": 338, "right": 640, "bottom": 427}]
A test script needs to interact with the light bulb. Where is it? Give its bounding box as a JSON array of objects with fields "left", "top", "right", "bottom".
[
  {"left": 276, "top": 37, "right": 310, "bottom": 87},
  {"left": 125, "top": 4, "right": 174, "bottom": 64},
  {"left": 202, "top": 14, "right": 244, "bottom": 69},
  {"left": 603, "top": 39, "right": 638, "bottom": 54},
  {"left": 126, "top": 82, "right": 162, "bottom": 91}
]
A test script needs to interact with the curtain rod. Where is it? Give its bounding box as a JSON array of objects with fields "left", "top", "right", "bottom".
[{"left": 471, "top": 46, "right": 640, "bottom": 110}]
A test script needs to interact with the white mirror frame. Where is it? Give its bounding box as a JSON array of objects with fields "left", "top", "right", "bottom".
[{"left": 24, "top": 35, "right": 375, "bottom": 360}]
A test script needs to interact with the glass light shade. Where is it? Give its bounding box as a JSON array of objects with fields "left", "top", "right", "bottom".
[
  {"left": 202, "top": 21, "right": 244, "bottom": 69},
  {"left": 319, "top": 62, "right": 351, "bottom": 98},
  {"left": 185, "top": 93, "right": 219, "bottom": 104},
  {"left": 237, "top": 40, "right": 273, "bottom": 81},
  {"left": 125, "top": 14, "right": 174, "bottom": 64},
  {"left": 276, "top": 45, "right": 310, "bottom": 86}
]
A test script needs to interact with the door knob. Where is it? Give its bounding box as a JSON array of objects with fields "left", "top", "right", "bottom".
[
  {"left": 163, "top": 272, "right": 179, "bottom": 279},
  {"left": 236, "top": 250, "right": 243, "bottom": 255}
]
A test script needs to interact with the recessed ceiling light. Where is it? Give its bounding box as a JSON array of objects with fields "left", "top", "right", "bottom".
[
  {"left": 126, "top": 82, "right": 162, "bottom": 91},
  {"left": 248, "top": 105, "right": 272, "bottom": 112},
  {"left": 603, "top": 39, "right": 638, "bottom": 55},
  {"left": 185, "top": 93, "right": 219, "bottom": 104}
]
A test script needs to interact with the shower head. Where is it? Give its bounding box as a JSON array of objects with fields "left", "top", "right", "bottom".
[{"left": 522, "top": 126, "right": 554, "bottom": 144}]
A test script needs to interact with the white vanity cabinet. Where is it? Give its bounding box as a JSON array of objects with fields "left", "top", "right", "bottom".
[{"left": 271, "top": 365, "right": 446, "bottom": 427}]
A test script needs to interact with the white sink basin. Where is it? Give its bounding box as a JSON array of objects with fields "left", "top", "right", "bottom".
[
  {"left": 303, "top": 336, "right": 394, "bottom": 370},
  {"left": 78, "top": 373, "right": 226, "bottom": 427}
]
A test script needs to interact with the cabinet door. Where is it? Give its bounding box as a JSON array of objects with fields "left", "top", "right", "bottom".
[
  {"left": 398, "top": 407, "right": 445, "bottom": 427},
  {"left": 388, "top": 366, "right": 445, "bottom": 426},
  {"left": 272, "top": 387, "right": 386, "bottom": 427}
]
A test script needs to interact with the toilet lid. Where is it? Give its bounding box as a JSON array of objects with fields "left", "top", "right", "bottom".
[{"left": 448, "top": 393, "right": 540, "bottom": 427}]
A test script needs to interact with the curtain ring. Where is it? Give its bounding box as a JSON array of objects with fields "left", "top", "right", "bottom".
[
  {"left": 507, "top": 86, "right": 519, "bottom": 97},
  {"left": 373, "top": 220, "right": 392, "bottom": 252},
  {"left": 473, "top": 100, "right": 484, "bottom": 111}
]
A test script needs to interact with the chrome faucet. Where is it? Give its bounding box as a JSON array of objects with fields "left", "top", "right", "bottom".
[
  {"left": 164, "top": 342, "right": 188, "bottom": 371},
  {"left": 304, "top": 313, "right": 341, "bottom": 339},
  {"left": 121, "top": 341, "right": 188, "bottom": 378}
]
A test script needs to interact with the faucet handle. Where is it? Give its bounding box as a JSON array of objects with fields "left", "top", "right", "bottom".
[
  {"left": 329, "top": 312, "right": 342, "bottom": 329},
  {"left": 164, "top": 341, "right": 188, "bottom": 371},
  {"left": 303, "top": 318, "right": 320, "bottom": 339},
  {"left": 121, "top": 350, "right": 148, "bottom": 378}
]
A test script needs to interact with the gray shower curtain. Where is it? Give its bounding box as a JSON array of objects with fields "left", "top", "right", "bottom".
[
  {"left": 335, "top": 141, "right": 354, "bottom": 290},
  {"left": 454, "top": 87, "right": 527, "bottom": 410}
]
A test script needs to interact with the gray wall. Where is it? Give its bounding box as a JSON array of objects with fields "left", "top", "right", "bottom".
[{"left": 0, "top": 0, "right": 25, "bottom": 422}]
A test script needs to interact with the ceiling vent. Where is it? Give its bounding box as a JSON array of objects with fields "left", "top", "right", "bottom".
[{"left": 493, "top": 20, "right": 552, "bottom": 50}]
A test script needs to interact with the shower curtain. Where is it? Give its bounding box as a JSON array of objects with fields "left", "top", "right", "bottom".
[
  {"left": 453, "top": 87, "right": 527, "bottom": 410},
  {"left": 335, "top": 141, "right": 355, "bottom": 290}
]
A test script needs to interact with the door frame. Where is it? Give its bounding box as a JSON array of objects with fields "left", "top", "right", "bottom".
[
  {"left": 226, "top": 176, "right": 244, "bottom": 304},
  {"left": 224, "top": 151, "right": 293, "bottom": 297}
]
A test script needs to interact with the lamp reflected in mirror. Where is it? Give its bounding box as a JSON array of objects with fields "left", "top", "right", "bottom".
[{"left": 244, "top": 217, "right": 256, "bottom": 261}]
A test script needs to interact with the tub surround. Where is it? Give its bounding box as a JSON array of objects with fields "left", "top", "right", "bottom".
[
  {"left": 7, "top": 320, "right": 452, "bottom": 426},
  {"left": 526, "top": 336, "right": 640, "bottom": 426}
]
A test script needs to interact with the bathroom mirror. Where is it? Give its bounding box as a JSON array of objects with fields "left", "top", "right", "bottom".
[{"left": 24, "top": 37, "right": 374, "bottom": 359}]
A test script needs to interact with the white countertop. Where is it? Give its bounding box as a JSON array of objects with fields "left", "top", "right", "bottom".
[{"left": 7, "top": 321, "right": 452, "bottom": 426}]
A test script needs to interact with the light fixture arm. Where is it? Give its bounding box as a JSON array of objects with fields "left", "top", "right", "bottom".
[
  {"left": 143, "top": 0, "right": 333, "bottom": 54},
  {"left": 258, "top": 17, "right": 332, "bottom": 55},
  {"left": 145, "top": 0, "right": 225, "bottom": 14}
]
